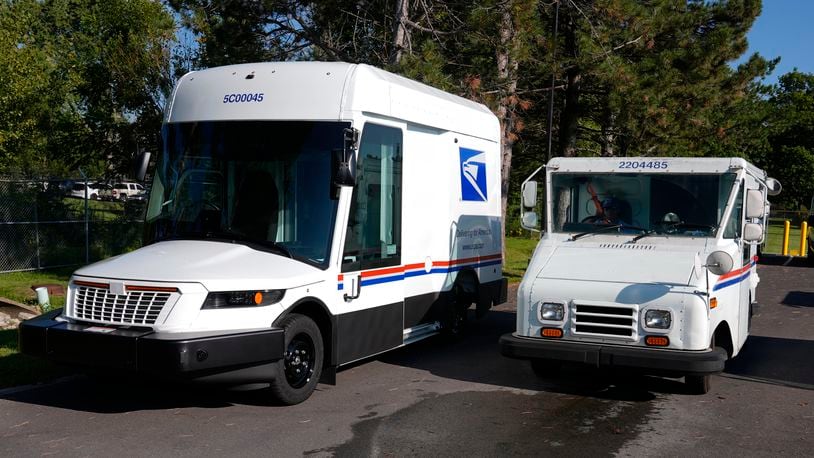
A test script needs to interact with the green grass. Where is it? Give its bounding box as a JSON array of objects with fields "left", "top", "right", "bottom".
[
  {"left": 764, "top": 220, "right": 809, "bottom": 255},
  {"left": 0, "top": 269, "right": 73, "bottom": 389},
  {"left": 62, "top": 197, "right": 124, "bottom": 221},
  {"left": 0, "top": 267, "right": 73, "bottom": 309},
  {"left": 0, "top": 329, "right": 68, "bottom": 389},
  {"left": 505, "top": 236, "right": 539, "bottom": 282}
]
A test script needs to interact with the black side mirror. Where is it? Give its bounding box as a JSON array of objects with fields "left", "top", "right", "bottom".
[
  {"left": 332, "top": 128, "right": 358, "bottom": 188},
  {"left": 135, "top": 152, "right": 152, "bottom": 182}
]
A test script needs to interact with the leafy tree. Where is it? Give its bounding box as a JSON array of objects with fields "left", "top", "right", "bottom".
[
  {"left": 760, "top": 71, "right": 814, "bottom": 209},
  {"left": 0, "top": 0, "right": 175, "bottom": 178},
  {"left": 548, "top": 0, "right": 773, "bottom": 159}
]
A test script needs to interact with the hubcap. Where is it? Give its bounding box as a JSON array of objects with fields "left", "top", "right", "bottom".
[{"left": 284, "top": 333, "right": 315, "bottom": 389}]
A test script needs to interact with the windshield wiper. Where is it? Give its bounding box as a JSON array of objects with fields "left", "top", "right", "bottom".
[
  {"left": 630, "top": 229, "right": 657, "bottom": 243},
  {"left": 571, "top": 224, "right": 649, "bottom": 241},
  {"left": 571, "top": 224, "right": 623, "bottom": 241}
]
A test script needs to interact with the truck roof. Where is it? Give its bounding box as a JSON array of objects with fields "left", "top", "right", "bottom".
[
  {"left": 166, "top": 62, "right": 499, "bottom": 141},
  {"left": 547, "top": 156, "right": 766, "bottom": 178}
]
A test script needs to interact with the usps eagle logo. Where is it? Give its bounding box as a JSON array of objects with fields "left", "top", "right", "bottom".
[{"left": 459, "top": 147, "right": 487, "bottom": 202}]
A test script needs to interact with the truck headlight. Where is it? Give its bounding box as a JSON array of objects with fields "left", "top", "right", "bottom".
[
  {"left": 644, "top": 309, "right": 671, "bottom": 329},
  {"left": 202, "top": 289, "right": 285, "bottom": 309},
  {"left": 540, "top": 302, "right": 565, "bottom": 321}
]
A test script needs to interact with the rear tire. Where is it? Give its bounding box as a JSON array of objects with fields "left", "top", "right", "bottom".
[
  {"left": 268, "top": 313, "right": 323, "bottom": 405},
  {"left": 530, "top": 358, "right": 562, "bottom": 378},
  {"left": 442, "top": 283, "right": 472, "bottom": 338}
]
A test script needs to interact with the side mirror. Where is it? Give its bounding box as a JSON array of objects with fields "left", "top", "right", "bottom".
[
  {"left": 522, "top": 211, "right": 538, "bottom": 228},
  {"left": 765, "top": 178, "right": 782, "bottom": 196},
  {"left": 745, "top": 189, "right": 764, "bottom": 219},
  {"left": 331, "top": 148, "right": 355, "bottom": 189},
  {"left": 743, "top": 222, "right": 764, "bottom": 243},
  {"left": 135, "top": 152, "right": 151, "bottom": 182},
  {"left": 522, "top": 181, "right": 538, "bottom": 209},
  {"left": 705, "top": 251, "right": 734, "bottom": 276}
]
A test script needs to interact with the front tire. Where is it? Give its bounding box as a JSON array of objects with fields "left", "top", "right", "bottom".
[
  {"left": 685, "top": 374, "right": 710, "bottom": 394},
  {"left": 530, "top": 358, "right": 562, "bottom": 378},
  {"left": 269, "top": 314, "right": 323, "bottom": 405}
]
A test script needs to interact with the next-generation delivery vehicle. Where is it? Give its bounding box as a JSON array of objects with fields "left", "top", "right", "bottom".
[
  {"left": 500, "top": 157, "right": 780, "bottom": 394},
  {"left": 20, "top": 62, "right": 507, "bottom": 404}
]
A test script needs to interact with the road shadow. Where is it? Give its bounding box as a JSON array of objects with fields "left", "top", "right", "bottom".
[
  {"left": 781, "top": 291, "right": 814, "bottom": 308},
  {"left": 758, "top": 255, "right": 812, "bottom": 268},
  {"left": 0, "top": 374, "right": 294, "bottom": 413},
  {"left": 375, "top": 309, "right": 689, "bottom": 402},
  {"left": 724, "top": 335, "right": 814, "bottom": 390}
]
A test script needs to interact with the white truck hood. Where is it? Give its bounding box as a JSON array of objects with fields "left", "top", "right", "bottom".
[
  {"left": 74, "top": 240, "right": 323, "bottom": 291},
  {"left": 534, "top": 242, "right": 697, "bottom": 286}
]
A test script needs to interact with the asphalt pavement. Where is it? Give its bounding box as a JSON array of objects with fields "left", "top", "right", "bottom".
[{"left": 1, "top": 261, "right": 812, "bottom": 457}]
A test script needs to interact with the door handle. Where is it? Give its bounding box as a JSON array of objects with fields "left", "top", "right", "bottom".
[{"left": 344, "top": 276, "right": 361, "bottom": 301}]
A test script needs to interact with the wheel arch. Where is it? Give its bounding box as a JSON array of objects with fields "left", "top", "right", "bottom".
[
  {"left": 713, "top": 320, "right": 735, "bottom": 359},
  {"left": 275, "top": 297, "right": 337, "bottom": 368},
  {"left": 454, "top": 268, "right": 480, "bottom": 302}
]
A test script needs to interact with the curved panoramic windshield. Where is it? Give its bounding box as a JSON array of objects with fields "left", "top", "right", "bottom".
[
  {"left": 145, "top": 121, "right": 348, "bottom": 269},
  {"left": 551, "top": 172, "right": 737, "bottom": 237}
]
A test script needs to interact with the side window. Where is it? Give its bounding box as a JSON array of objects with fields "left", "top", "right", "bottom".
[
  {"left": 723, "top": 182, "right": 744, "bottom": 239},
  {"left": 342, "top": 124, "right": 403, "bottom": 272}
]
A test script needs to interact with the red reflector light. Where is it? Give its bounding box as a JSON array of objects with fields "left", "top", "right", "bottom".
[
  {"left": 541, "top": 327, "right": 563, "bottom": 338},
  {"left": 645, "top": 336, "right": 670, "bottom": 347},
  {"left": 74, "top": 280, "right": 109, "bottom": 289},
  {"left": 125, "top": 285, "right": 179, "bottom": 293}
]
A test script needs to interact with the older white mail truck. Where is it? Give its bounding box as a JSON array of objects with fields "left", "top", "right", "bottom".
[
  {"left": 500, "top": 157, "right": 780, "bottom": 394},
  {"left": 20, "top": 62, "right": 507, "bottom": 404}
]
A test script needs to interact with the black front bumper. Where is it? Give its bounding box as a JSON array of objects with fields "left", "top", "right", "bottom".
[
  {"left": 500, "top": 333, "right": 726, "bottom": 376},
  {"left": 19, "top": 309, "right": 285, "bottom": 381}
]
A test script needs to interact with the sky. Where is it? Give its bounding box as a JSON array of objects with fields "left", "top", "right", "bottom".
[{"left": 735, "top": 1, "right": 814, "bottom": 85}]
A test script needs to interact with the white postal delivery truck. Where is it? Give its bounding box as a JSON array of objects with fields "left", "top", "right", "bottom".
[
  {"left": 500, "top": 157, "right": 780, "bottom": 394},
  {"left": 20, "top": 62, "right": 507, "bottom": 404}
]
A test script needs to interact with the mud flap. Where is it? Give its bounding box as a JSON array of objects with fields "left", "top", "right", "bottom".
[{"left": 476, "top": 288, "right": 491, "bottom": 318}]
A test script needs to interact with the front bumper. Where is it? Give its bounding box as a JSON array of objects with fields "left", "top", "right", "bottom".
[
  {"left": 19, "top": 309, "right": 285, "bottom": 381},
  {"left": 499, "top": 333, "right": 726, "bottom": 376}
]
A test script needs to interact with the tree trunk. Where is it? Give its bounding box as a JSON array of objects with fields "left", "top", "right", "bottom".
[
  {"left": 496, "top": 0, "right": 518, "bottom": 263},
  {"left": 391, "top": 0, "right": 409, "bottom": 66},
  {"left": 558, "top": 16, "right": 580, "bottom": 158},
  {"left": 600, "top": 105, "right": 616, "bottom": 157}
]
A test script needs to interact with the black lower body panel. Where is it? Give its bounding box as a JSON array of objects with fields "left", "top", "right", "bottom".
[
  {"left": 19, "top": 309, "right": 285, "bottom": 383},
  {"left": 499, "top": 333, "right": 727, "bottom": 376}
]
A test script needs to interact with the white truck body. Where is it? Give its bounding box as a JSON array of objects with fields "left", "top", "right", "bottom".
[
  {"left": 21, "top": 62, "right": 506, "bottom": 404},
  {"left": 500, "top": 157, "right": 780, "bottom": 393}
]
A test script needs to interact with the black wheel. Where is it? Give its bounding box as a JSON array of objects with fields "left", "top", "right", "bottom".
[
  {"left": 269, "top": 314, "right": 323, "bottom": 405},
  {"left": 530, "top": 358, "right": 562, "bottom": 378},
  {"left": 685, "top": 374, "right": 710, "bottom": 394},
  {"left": 442, "top": 283, "right": 472, "bottom": 338},
  {"left": 90, "top": 193, "right": 98, "bottom": 200},
  {"left": 686, "top": 334, "right": 715, "bottom": 394}
]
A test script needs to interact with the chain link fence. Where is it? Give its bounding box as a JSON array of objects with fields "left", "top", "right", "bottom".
[{"left": 0, "top": 179, "right": 146, "bottom": 273}]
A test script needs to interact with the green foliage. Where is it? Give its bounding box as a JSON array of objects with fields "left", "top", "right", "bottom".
[{"left": 0, "top": 0, "right": 175, "bottom": 178}]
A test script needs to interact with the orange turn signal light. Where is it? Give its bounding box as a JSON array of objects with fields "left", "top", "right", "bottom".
[
  {"left": 541, "top": 327, "right": 563, "bottom": 338},
  {"left": 709, "top": 297, "right": 718, "bottom": 309},
  {"left": 254, "top": 292, "right": 263, "bottom": 305},
  {"left": 645, "top": 336, "right": 669, "bottom": 347}
]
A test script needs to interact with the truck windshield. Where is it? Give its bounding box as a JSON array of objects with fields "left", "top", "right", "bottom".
[
  {"left": 145, "top": 121, "right": 348, "bottom": 269},
  {"left": 550, "top": 172, "right": 737, "bottom": 237}
]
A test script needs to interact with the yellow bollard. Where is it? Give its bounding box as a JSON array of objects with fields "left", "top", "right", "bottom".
[
  {"left": 801, "top": 221, "right": 809, "bottom": 257},
  {"left": 782, "top": 220, "right": 790, "bottom": 256}
]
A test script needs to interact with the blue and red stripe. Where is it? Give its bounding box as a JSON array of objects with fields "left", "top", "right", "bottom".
[
  {"left": 336, "top": 253, "right": 502, "bottom": 290},
  {"left": 712, "top": 256, "right": 757, "bottom": 291}
]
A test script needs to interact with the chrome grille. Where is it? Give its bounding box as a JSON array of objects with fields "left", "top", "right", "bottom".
[
  {"left": 572, "top": 302, "right": 637, "bottom": 339},
  {"left": 73, "top": 285, "right": 171, "bottom": 325}
]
